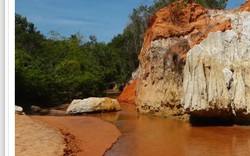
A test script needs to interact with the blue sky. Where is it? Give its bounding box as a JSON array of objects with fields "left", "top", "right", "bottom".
[{"left": 15, "top": 0, "right": 246, "bottom": 43}]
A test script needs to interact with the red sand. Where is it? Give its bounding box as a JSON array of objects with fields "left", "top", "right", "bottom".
[
  {"left": 15, "top": 115, "right": 65, "bottom": 156},
  {"left": 32, "top": 116, "right": 121, "bottom": 156},
  {"left": 16, "top": 115, "right": 121, "bottom": 156},
  {"left": 117, "top": 78, "right": 138, "bottom": 104}
]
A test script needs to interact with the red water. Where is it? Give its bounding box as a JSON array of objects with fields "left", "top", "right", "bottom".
[{"left": 91, "top": 104, "right": 250, "bottom": 156}]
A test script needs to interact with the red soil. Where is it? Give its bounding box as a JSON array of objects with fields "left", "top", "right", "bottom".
[
  {"left": 32, "top": 116, "right": 121, "bottom": 156},
  {"left": 117, "top": 78, "right": 138, "bottom": 104},
  {"left": 139, "top": 1, "right": 232, "bottom": 62}
]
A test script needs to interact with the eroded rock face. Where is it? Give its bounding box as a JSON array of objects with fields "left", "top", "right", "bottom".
[
  {"left": 135, "top": 2, "right": 231, "bottom": 118},
  {"left": 66, "top": 97, "right": 121, "bottom": 114},
  {"left": 136, "top": 38, "right": 187, "bottom": 118},
  {"left": 183, "top": 11, "right": 250, "bottom": 117},
  {"left": 135, "top": 1, "right": 250, "bottom": 119}
]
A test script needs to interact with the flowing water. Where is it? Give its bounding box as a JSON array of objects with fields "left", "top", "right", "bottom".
[{"left": 90, "top": 104, "right": 250, "bottom": 156}]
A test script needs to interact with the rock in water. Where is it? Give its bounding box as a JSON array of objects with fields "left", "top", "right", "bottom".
[
  {"left": 136, "top": 38, "right": 187, "bottom": 118},
  {"left": 183, "top": 12, "right": 250, "bottom": 117},
  {"left": 133, "top": 1, "right": 250, "bottom": 120},
  {"left": 135, "top": 2, "right": 231, "bottom": 118},
  {"left": 66, "top": 97, "right": 121, "bottom": 114}
]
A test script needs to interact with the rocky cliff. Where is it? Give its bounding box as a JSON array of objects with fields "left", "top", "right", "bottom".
[
  {"left": 117, "top": 78, "right": 138, "bottom": 104},
  {"left": 132, "top": 0, "right": 250, "bottom": 120},
  {"left": 117, "top": 68, "right": 141, "bottom": 104},
  {"left": 183, "top": 9, "right": 250, "bottom": 119}
]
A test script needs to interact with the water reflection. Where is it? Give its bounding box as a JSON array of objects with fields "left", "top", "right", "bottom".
[{"left": 90, "top": 104, "right": 250, "bottom": 156}]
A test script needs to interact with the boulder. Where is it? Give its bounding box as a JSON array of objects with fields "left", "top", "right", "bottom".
[
  {"left": 15, "top": 105, "right": 24, "bottom": 115},
  {"left": 66, "top": 97, "right": 121, "bottom": 114},
  {"left": 30, "top": 105, "right": 42, "bottom": 113}
]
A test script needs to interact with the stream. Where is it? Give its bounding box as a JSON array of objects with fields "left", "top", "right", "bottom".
[{"left": 90, "top": 103, "right": 250, "bottom": 156}]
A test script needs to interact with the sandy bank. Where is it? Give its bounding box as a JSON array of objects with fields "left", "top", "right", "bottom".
[
  {"left": 15, "top": 115, "right": 65, "bottom": 156},
  {"left": 31, "top": 115, "right": 121, "bottom": 156}
]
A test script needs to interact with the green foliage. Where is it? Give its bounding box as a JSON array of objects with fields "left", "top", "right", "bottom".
[
  {"left": 15, "top": 13, "right": 45, "bottom": 54},
  {"left": 15, "top": 14, "right": 117, "bottom": 109},
  {"left": 194, "top": 0, "right": 228, "bottom": 9}
]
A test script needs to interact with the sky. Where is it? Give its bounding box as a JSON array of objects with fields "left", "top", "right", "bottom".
[{"left": 15, "top": 0, "right": 247, "bottom": 43}]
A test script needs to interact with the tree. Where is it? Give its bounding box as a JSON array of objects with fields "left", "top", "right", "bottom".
[
  {"left": 15, "top": 13, "right": 44, "bottom": 54},
  {"left": 15, "top": 14, "right": 108, "bottom": 109},
  {"left": 89, "top": 35, "right": 97, "bottom": 44},
  {"left": 194, "top": 0, "right": 228, "bottom": 9}
]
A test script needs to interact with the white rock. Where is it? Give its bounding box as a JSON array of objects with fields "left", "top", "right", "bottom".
[
  {"left": 223, "top": 68, "right": 233, "bottom": 89},
  {"left": 15, "top": 105, "right": 23, "bottom": 112},
  {"left": 15, "top": 105, "right": 24, "bottom": 115},
  {"left": 66, "top": 97, "right": 121, "bottom": 114},
  {"left": 183, "top": 11, "right": 250, "bottom": 116}
]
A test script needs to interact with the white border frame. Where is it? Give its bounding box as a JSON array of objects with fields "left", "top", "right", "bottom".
[
  {"left": 0, "top": 0, "right": 5, "bottom": 155},
  {"left": 5, "top": 0, "right": 15, "bottom": 155}
]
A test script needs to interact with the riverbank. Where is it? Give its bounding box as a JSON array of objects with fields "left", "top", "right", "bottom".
[
  {"left": 15, "top": 114, "right": 121, "bottom": 156},
  {"left": 15, "top": 115, "right": 65, "bottom": 156},
  {"left": 16, "top": 102, "right": 250, "bottom": 156}
]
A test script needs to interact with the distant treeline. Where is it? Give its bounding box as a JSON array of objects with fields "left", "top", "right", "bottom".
[{"left": 15, "top": 0, "right": 228, "bottom": 109}]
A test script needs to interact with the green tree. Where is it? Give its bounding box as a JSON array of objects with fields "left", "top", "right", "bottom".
[
  {"left": 15, "top": 13, "right": 44, "bottom": 54},
  {"left": 194, "top": 0, "right": 228, "bottom": 9},
  {"left": 15, "top": 14, "right": 108, "bottom": 109}
]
